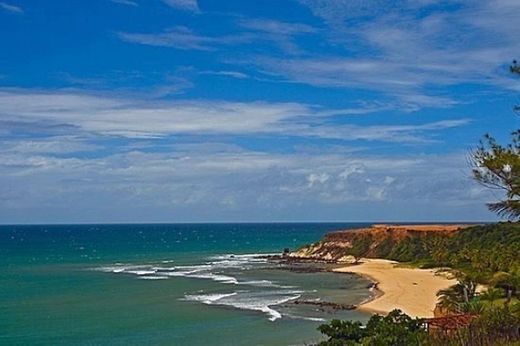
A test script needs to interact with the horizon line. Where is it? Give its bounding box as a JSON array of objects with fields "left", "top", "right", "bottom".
[{"left": 0, "top": 220, "right": 496, "bottom": 226}]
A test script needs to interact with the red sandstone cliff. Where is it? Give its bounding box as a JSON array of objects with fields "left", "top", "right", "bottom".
[{"left": 290, "top": 224, "right": 471, "bottom": 262}]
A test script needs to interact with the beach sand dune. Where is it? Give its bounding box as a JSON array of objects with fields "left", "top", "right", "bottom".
[{"left": 335, "top": 259, "right": 457, "bottom": 318}]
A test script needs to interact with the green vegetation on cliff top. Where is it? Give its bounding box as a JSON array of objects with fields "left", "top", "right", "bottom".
[{"left": 332, "top": 222, "right": 520, "bottom": 283}]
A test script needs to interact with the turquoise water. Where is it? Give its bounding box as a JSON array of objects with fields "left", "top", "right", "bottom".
[{"left": 1, "top": 223, "right": 373, "bottom": 345}]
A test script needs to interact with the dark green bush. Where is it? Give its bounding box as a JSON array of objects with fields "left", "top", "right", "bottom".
[{"left": 317, "top": 310, "right": 428, "bottom": 346}]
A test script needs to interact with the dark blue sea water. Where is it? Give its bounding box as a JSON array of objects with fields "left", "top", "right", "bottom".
[{"left": 1, "top": 223, "right": 373, "bottom": 345}]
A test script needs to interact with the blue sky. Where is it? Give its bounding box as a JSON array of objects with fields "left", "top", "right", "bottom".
[{"left": 1, "top": 0, "right": 519, "bottom": 223}]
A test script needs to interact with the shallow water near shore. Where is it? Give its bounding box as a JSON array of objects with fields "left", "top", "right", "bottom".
[{"left": 1, "top": 223, "right": 373, "bottom": 345}]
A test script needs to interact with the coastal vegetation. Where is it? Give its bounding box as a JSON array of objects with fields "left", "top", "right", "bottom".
[
  {"left": 317, "top": 310, "right": 428, "bottom": 346},
  {"left": 386, "top": 223, "right": 520, "bottom": 281},
  {"left": 314, "top": 60, "right": 520, "bottom": 345},
  {"left": 471, "top": 60, "right": 520, "bottom": 219},
  {"left": 472, "top": 131, "right": 520, "bottom": 219},
  {"left": 318, "top": 307, "right": 520, "bottom": 346},
  {"left": 297, "top": 222, "right": 520, "bottom": 285},
  {"left": 305, "top": 222, "right": 520, "bottom": 345}
]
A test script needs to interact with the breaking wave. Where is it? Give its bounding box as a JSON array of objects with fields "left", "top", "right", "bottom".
[
  {"left": 95, "top": 253, "right": 283, "bottom": 287},
  {"left": 183, "top": 290, "right": 301, "bottom": 321},
  {"left": 94, "top": 253, "right": 336, "bottom": 322}
]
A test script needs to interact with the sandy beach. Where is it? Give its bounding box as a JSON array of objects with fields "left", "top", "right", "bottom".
[{"left": 335, "top": 259, "right": 457, "bottom": 318}]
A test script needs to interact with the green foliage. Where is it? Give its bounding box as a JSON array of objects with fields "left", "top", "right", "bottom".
[
  {"left": 472, "top": 132, "right": 520, "bottom": 219},
  {"left": 480, "top": 287, "right": 504, "bottom": 302},
  {"left": 387, "top": 235, "right": 429, "bottom": 262},
  {"left": 446, "top": 223, "right": 520, "bottom": 278},
  {"left": 372, "top": 236, "right": 395, "bottom": 258},
  {"left": 353, "top": 223, "right": 520, "bottom": 282},
  {"left": 318, "top": 320, "right": 366, "bottom": 345},
  {"left": 512, "top": 60, "right": 520, "bottom": 75},
  {"left": 513, "top": 60, "right": 520, "bottom": 114},
  {"left": 466, "top": 306, "right": 520, "bottom": 344},
  {"left": 491, "top": 271, "right": 520, "bottom": 305},
  {"left": 363, "top": 311, "right": 427, "bottom": 346},
  {"left": 350, "top": 234, "right": 373, "bottom": 262},
  {"left": 315, "top": 60, "right": 520, "bottom": 345},
  {"left": 436, "top": 276, "right": 478, "bottom": 313},
  {"left": 317, "top": 310, "right": 427, "bottom": 346},
  {"left": 470, "top": 60, "right": 520, "bottom": 218},
  {"left": 318, "top": 307, "right": 520, "bottom": 346},
  {"left": 428, "top": 306, "right": 520, "bottom": 345}
]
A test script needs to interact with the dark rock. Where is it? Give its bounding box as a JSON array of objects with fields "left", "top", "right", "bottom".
[{"left": 293, "top": 300, "right": 356, "bottom": 310}]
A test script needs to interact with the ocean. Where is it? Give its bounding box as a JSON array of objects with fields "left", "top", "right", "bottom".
[{"left": 1, "top": 223, "right": 373, "bottom": 345}]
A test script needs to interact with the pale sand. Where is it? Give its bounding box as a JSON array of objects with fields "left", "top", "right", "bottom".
[{"left": 335, "top": 259, "right": 457, "bottom": 318}]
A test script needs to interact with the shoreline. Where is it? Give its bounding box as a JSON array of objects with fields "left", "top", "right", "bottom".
[{"left": 335, "top": 259, "right": 457, "bottom": 318}]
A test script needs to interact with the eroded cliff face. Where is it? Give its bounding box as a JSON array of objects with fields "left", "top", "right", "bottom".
[{"left": 290, "top": 224, "right": 470, "bottom": 263}]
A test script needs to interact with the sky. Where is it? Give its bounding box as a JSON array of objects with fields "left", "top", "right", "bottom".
[{"left": 1, "top": 0, "right": 519, "bottom": 223}]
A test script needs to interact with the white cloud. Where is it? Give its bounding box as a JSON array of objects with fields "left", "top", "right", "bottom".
[
  {"left": 307, "top": 172, "right": 330, "bottom": 187},
  {"left": 296, "top": 119, "right": 470, "bottom": 142},
  {"left": 199, "top": 70, "right": 250, "bottom": 79},
  {"left": 244, "top": 0, "right": 520, "bottom": 107},
  {"left": 162, "top": 0, "right": 199, "bottom": 12},
  {"left": 249, "top": 55, "right": 473, "bottom": 110},
  {"left": 238, "top": 18, "right": 317, "bottom": 36},
  {"left": 117, "top": 19, "right": 317, "bottom": 54},
  {"left": 110, "top": 0, "right": 138, "bottom": 7},
  {"left": 0, "top": 1, "right": 22, "bottom": 14},
  {"left": 237, "top": 18, "right": 318, "bottom": 54},
  {"left": 117, "top": 26, "right": 251, "bottom": 51},
  {"left": 0, "top": 89, "right": 311, "bottom": 138},
  {"left": 1, "top": 137, "right": 100, "bottom": 155},
  {"left": 115, "top": 1, "right": 519, "bottom": 110},
  {"left": 0, "top": 143, "right": 496, "bottom": 222},
  {"left": 0, "top": 89, "right": 468, "bottom": 141}
]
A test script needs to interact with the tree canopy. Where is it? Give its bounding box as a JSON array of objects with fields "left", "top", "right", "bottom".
[
  {"left": 317, "top": 310, "right": 427, "bottom": 346},
  {"left": 472, "top": 132, "right": 520, "bottom": 219},
  {"left": 471, "top": 61, "right": 520, "bottom": 219}
]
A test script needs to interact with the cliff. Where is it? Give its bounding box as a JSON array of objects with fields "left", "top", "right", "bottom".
[{"left": 290, "top": 224, "right": 472, "bottom": 263}]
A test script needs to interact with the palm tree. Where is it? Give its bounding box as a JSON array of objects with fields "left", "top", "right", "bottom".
[
  {"left": 480, "top": 287, "right": 503, "bottom": 305},
  {"left": 510, "top": 301, "right": 520, "bottom": 317},
  {"left": 491, "top": 272, "right": 520, "bottom": 306},
  {"left": 460, "top": 300, "right": 485, "bottom": 314},
  {"left": 437, "top": 286, "right": 463, "bottom": 313},
  {"left": 437, "top": 276, "right": 478, "bottom": 313}
]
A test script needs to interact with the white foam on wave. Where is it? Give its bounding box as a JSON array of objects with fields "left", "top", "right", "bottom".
[
  {"left": 183, "top": 292, "right": 238, "bottom": 304},
  {"left": 236, "top": 280, "right": 294, "bottom": 289},
  {"left": 153, "top": 266, "right": 176, "bottom": 271},
  {"left": 94, "top": 253, "right": 288, "bottom": 287},
  {"left": 189, "top": 273, "right": 239, "bottom": 284},
  {"left": 288, "top": 315, "right": 326, "bottom": 322},
  {"left": 206, "top": 255, "right": 270, "bottom": 271},
  {"left": 139, "top": 276, "right": 168, "bottom": 280},
  {"left": 95, "top": 263, "right": 243, "bottom": 285},
  {"left": 173, "top": 264, "right": 212, "bottom": 271},
  {"left": 237, "top": 279, "right": 273, "bottom": 287},
  {"left": 96, "top": 265, "right": 149, "bottom": 273},
  {"left": 208, "top": 259, "right": 254, "bottom": 268},
  {"left": 183, "top": 291, "right": 301, "bottom": 322},
  {"left": 160, "top": 270, "right": 194, "bottom": 277},
  {"left": 127, "top": 270, "right": 157, "bottom": 276}
]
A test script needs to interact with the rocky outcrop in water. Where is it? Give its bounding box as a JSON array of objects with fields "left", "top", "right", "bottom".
[{"left": 293, "top": 300, "right": 356, "bottom": 310}]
